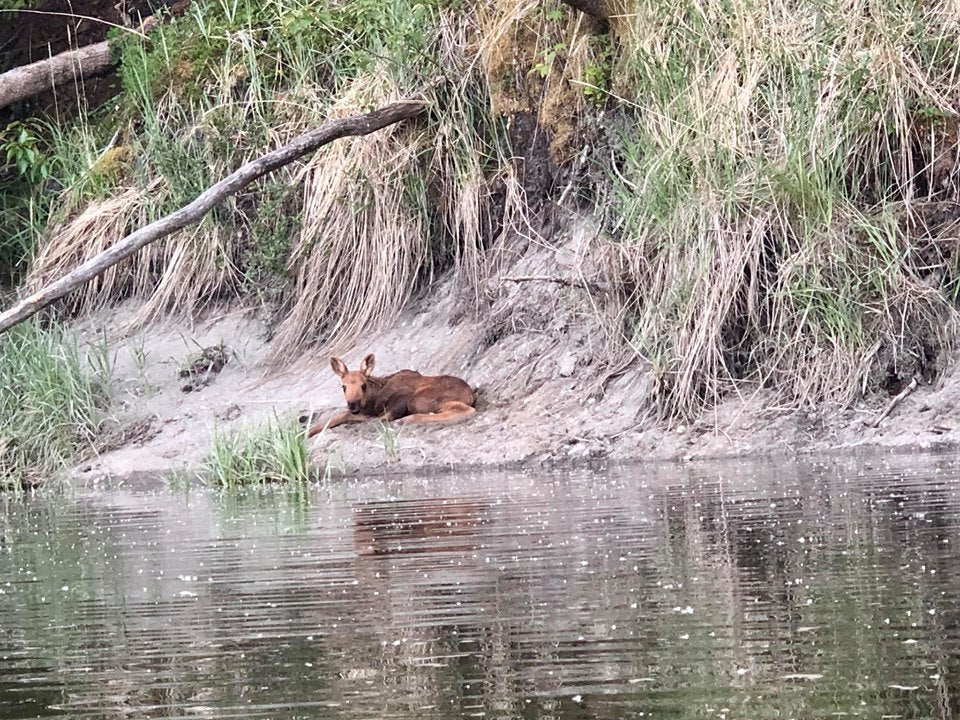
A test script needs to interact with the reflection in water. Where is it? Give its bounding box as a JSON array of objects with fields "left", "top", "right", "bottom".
[
  {"left": 2, "top": 453, "right": 960, "bottom": 718},
  {"left": 352, "top": 496, "right": 491, "bottom": 556}
]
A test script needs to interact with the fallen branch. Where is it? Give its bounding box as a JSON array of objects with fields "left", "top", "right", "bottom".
[
  {"left": 0, "top": 42, "right": 115, "bottom": 109},
  {"left": 0, "top": 15, "right": 163, "bottom": 110},
  {"left": 0, "top": 98, "right": 428, "bottom": 335},
  {"left": 865, "top": 376, "right": 919, "bottom": 429},
  {"left": 502, "top": 274, "right": 601, "bottom": 293}
]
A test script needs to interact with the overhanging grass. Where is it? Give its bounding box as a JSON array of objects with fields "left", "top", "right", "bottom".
[
  {"left": 0, "top": 320, "right": 110, "bottom": 489},
  {"left": 603, "top": 0, "right": 960, "bottom": 417},
  {"left": 203, "top": 416, "right": 311, "bottom": 487},
  {"left": 26, "top": 0, "right": 518, "bottom": 349}
]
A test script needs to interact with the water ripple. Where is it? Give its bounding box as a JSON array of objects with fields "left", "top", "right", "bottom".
[{"left": 2, "top": 452, "right": 960, "bottom": 718}]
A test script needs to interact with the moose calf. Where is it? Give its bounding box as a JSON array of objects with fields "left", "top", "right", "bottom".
[{"left": 307, "top": 353, "right": 476, "bottom": 437}]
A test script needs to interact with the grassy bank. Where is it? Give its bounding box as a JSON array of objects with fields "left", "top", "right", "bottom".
[
  {"left": 0, "top": 319, "right": 110, "bottom": 488},
  {"left": 603, "top": 0, "right": 960, "bottom": 417},
  {"left": 3, "top": 0, "right": 960, "bottom": 430}
]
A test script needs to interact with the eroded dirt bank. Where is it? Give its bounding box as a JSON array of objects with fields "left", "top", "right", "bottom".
[{"left": 70, "top": 221, "right": 960, "bottom": 483}]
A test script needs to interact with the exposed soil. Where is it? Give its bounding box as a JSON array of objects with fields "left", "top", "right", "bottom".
[{"left": 68, "top": 217, "right": 960, "bottom": 484}]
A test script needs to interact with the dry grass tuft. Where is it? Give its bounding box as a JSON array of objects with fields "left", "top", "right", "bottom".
[
  {"left": 269, "top": 71, "right": 430, "bottom": 358},
  {"left": 130, "top": 220, "right": 243, "bottom": 327},
  {"left": 263, "top": 7, "right": 529, "bottom": 359},
  {"left": 28, "top": 180, "right": 242, "bottom": 325},
  {"left": 27, "top": 186, "right": 151, "bottom": 314}
]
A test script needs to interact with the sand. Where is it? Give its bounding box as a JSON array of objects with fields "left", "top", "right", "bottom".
[{"left": 68, "top": 222, "right": 960, "bottom": 484}]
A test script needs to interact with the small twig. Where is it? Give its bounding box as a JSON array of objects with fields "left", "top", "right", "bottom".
[
  {"left": 865, "top": 376, "right": 918, "bottom": 429},
  {"left": 0, "top": 8, "right": 154, "bottom": 37},
  {"left": 502, "top": 275, "right": 599, "bottom": 292}
]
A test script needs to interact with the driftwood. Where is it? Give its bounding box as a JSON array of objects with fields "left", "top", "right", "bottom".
[
  {"left": 866, "top": 376, "right": 919, "bottom": 428},
  {"left": 0, "top": 98, "right": 428, "bottom": 335},
  {"left": 0, "top": 16, "right": 161, "bottom": 110}
]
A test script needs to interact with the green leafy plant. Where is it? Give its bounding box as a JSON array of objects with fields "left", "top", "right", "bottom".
[
  {"left": 1, "top": 121, "right": 53, "bottom": 182},
  {"left": 0, "top": 119, "right": 56, "bottom": 281},
  {"left": 532, "top": 42, "right": 567, "bottom": 78},
  {"left": 582, "top": 37, "right": 613, "bottom": 107},
  {"left": 376, "top": 420, "right": 399, "bottom": 461}
]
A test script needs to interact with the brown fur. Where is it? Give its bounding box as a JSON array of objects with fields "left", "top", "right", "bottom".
[
  {"left": 353, "top": 498, "right": 489, "bottom": 556},
  {"left": 307, "top": 353, "right": 476, "bottom": 437}
]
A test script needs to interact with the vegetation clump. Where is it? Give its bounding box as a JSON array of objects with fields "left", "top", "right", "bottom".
[
  {"left": 0, "top": 320, "right": 110, "bottom": 489},
  {"left": 178, "top": 341, "right": 230, "bottom": 393},
  {"left": 203, "top": 416, "right": 311, "bottom": 487}
]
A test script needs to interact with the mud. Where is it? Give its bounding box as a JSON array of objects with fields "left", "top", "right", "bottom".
[{"left": 68, "top": 220, "right": 960, "bottom": 484}]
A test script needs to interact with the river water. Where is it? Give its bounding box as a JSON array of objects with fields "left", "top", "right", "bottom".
[{"left": 1, "top": 452, "right": 959, "bottom": 719}]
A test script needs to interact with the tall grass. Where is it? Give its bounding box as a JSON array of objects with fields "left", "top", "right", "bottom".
[
  {"left": 0, "top": 320, "right": 110, "bottom": 489},
  {"left": 15, "top": 0, "right": 960, "bottom": 422},
  {"left": 25, "top": 0, "right": 518, "bottom": 350},
  {"left": 604, "top": 0, "right": 960, "bottom": 417},
  {"left": 203, "top": 415, "right": 311, "bottom": 487}
]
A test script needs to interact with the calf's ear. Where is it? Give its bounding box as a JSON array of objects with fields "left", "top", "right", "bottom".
[
  {"left": 330, "top": 356, "right": 348, "bottom": 378},
  {"left": 359, "top": 353, "right": 376, "bottom": 377}
]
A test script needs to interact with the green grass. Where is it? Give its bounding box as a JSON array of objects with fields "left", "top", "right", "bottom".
[
  {"left": 376, "top": 420, "right": 399, "bottom": 461},
  {"left": 203, "top": 415, "right": 311, "bottom": 487},
  {"left": 7, "top": 0, "right": 960, "bottom": 424},
  {"left": 603, "top": 0, "right": 960, "bottom": 417},
  {"left": 0, "top": 320, "right": 111, "bottom": 489}
]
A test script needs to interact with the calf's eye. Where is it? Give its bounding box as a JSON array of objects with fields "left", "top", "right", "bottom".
[{"left": 361, "top": 383, "right": 367, "bottom": 392}]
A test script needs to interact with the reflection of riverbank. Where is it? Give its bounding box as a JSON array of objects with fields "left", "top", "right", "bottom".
[{"left": 3, "top": 454, "right": 960, "bottom": 718}]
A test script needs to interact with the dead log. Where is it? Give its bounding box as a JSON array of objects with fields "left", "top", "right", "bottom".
[
  {"left": 0, "top": 42, "right": 115, "bottom": 110},
  {"left": 0, "top": 98, "right": 428, "bottom": 335},
  {"left": 0, "top": 16, "right": 160, "bottom": 110}
]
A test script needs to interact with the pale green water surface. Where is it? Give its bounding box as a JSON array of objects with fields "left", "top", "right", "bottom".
[{"left": 1, "top": 452, "right": 959, "bottom": 718}]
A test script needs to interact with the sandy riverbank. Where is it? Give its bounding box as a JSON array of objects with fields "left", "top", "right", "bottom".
[{"left": 69, "top": 225, "right": 960, "bottom": 484}]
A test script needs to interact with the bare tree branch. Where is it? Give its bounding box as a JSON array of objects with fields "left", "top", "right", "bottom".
[{"left": 0, "top": 98, "right": 428, "bottom": 335}]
